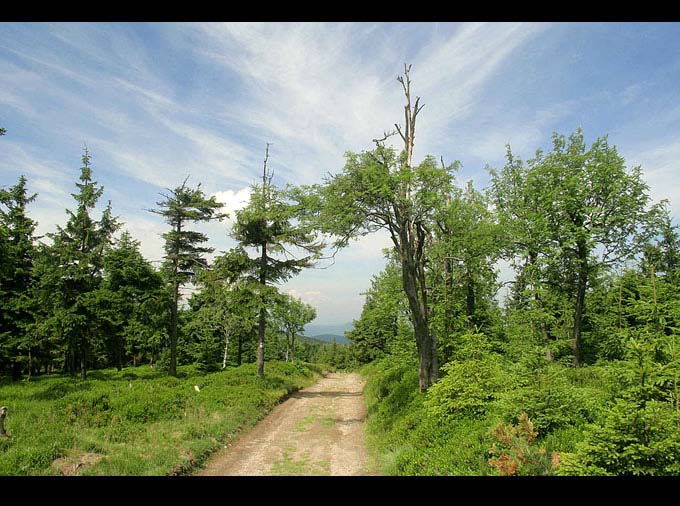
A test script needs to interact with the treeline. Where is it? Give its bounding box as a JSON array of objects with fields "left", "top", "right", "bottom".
[{"left": 0, "top": 141, "right": 330, "bottom": 380}]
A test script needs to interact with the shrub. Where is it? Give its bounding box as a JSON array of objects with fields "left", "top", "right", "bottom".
[{"left": 488, "top": 413, "right": 556, "bottom": 476}]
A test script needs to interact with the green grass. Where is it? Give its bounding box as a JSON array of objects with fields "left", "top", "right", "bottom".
[{"left": 0, "top": 360, "right": 325, "bottom": 475}]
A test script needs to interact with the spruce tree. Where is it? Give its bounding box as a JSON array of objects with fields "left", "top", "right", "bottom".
[
  {"left": 150, "top": 178, "right": 225, "bottom": 377},
  {"left": 47, "top": 148, "right": 119, "bottom": 379},
  {"left": 232, "top": 144, "right": 323, "bottom": 378},
  {"left": 0, "top": 175, "right": 37, "bottom": 378}
]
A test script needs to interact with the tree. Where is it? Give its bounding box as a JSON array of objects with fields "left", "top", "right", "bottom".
[
  {"left": 149, "top": 178, "right": 225, "bottom": 377},
  {"left": 346, "top": 258, "right": 412, "bottom": 364},
  {"left": 232, "top": 144, "right": 323, "bottom": 378},
  {"left": 306, "top": 65, "right": 456, "bottom": 391},
  {"left": 188, "top": 247, "right": 259, "bottom": 370},
  {"left": 87, "top": 231, "right": 167, "bottom": 370},
  {"left": 0, "top": 175, "right": 37, "bottom": 378},
  {"left": 273, "top": 294, "right": 316, "bottom": 362},
  {"left": 430, "top": 180, "right": 502, "bottom": 363},
  {"left": 489, "top": 147, "right": 561, "bottom": 360},
  {"left": 491, "top": 130, "right": 663, "bottom": 366},
  {"left": 44, "top": 148, "right": 119, "bottom": 379}
]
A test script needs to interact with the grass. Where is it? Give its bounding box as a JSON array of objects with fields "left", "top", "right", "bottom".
[{"left": 0, "top": 360, "right": 325, "bottom": 475}]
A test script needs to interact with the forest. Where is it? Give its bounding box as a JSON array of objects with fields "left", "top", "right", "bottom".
[{"left": 1, "top": 65, "right": 680, "bottom": 475}]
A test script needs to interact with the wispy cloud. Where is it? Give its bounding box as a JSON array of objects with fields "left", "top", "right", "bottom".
[{"left": 3, "top": 22, "right": 678, "bottom": 325}]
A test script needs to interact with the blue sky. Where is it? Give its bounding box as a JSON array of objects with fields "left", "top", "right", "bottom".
[{"left": 1, "top": 22, "right": 680, "bottom": 326}]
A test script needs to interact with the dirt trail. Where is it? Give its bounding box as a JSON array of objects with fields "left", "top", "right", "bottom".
[{"left": 196, "top": 372, "right": 372, "bottom": 476}]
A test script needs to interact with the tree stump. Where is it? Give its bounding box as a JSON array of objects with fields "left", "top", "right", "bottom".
[{"left": 0, "top": 406, "right": 8, "bottom": 437}]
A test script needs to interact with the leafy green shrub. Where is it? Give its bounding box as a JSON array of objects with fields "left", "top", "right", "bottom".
[
  {"left": 557, "top": 335, "right": 680, "bottom": 475},
  {"left": 494, "top": 366, "right": 606, "bottom": 436},
  {"left": 425, "top": 354, "right": 510, "bottom": 418}
]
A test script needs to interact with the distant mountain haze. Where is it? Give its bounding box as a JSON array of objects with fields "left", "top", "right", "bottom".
[{"left": 304, "top": 322, "right": 354, "bottom": 337}]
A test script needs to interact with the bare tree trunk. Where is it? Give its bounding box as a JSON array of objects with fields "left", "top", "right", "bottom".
[{"left": 401, "top": 258, "right": 437, "bottom": 391}]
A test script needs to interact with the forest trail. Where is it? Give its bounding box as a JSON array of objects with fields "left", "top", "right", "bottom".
[{"left": 196, "top": 372, "right": 373, "bottom": 476}]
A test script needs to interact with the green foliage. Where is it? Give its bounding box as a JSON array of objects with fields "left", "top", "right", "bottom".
[
  {"left": 34, "top": 149, "right": 120, "bottom": 379},
  {"left": 425, "top": 333, "right": 511, "bottom": 418},
  {"left": 363, "top": 357, "right": 498, "bottom": 475},
  {"left": 560, "top": 335, "right": 680, "bottom": 475},
  {"left": 149, "top": 177, "right": 225, "bottom": 377},
  {"left": 346, "top": 259, "right": 411, "bottom": 364},
  {"left": 231, "top": 145, "right": 323, "bottom": 378},
  {"left": 494, "top": 364, "right": 607, "bottom": 437},
  {"left": 0, "top": 175, "right": 38, "bottom": 378}
]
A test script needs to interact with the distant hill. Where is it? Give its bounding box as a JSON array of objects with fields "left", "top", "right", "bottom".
[
  {"left": 304, "top": 322, "right": 354, "bottom": 336},
  {"left": 307, "top": 333, "right": 350, "bottom": 344}
]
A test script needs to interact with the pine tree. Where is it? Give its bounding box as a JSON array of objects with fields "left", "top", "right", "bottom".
[
  {"left": 232, "top": 144, "right": 323, "bottom": 378},
  {"left": 88, "top": 231, "right": 167, "bottom": 370},
  {"left": 0, "top": 175, "right": 37, "bottom": 378},
  {"left": 150, "top": 178, "right": 225, "bottom": 377},
  {"left": 46, "top": 148, "right": 119, "bottom": 379}
]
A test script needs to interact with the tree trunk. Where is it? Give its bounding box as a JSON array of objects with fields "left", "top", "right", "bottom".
[
  {"left": 401, "top": 258, "right": 437, "bottom": 392},
  {"left": 466, "top": 270, "right": 475, "bottom": 329},
  {"left": 169, "top": 280, "right": 179, "bottom": 377},
  {"left": 572, "top": 242, "right": 588, "bottom": 367},
  {"left": 69, "top": 339, "right": 76, "bottom": 377},
  {"left": 237, "top": 335, "right": 243, "bottom": 366},
  {"left": 291, "top": 334, "right": 295, "bottom": 362},
  {"left": 257, "top": 241, "right": 267, "bottom": 378},
  {"left": 443, "top": 257, "right": 454, "bottom": 340},
  {"left": 80, "top": 354, "right": 86, "bottom": 381},
  {"left": 528, "top": 252, "right": 552, "bottom": 361},
  {"left": 116, "top": 334, "right": 122, "bottom": 372},
  {"left": 222, "top": 328, "right": 229, "bottom": 369},
  {"left": 257, "top": 307, "right": 265, "bottom": 378}
]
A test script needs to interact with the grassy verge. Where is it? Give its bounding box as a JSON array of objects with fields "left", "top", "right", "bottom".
[
  {"left": 0, "top": 361, "right": 325, "bottom": 475},
  {"left": 361, "top": 357, "right": 616, "bottom": 476}
]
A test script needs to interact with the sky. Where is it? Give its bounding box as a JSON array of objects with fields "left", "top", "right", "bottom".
[{"left": 1, "top": 22, "right": 680, "bottom": 327}]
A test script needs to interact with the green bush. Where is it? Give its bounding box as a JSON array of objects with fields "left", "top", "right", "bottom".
[
  {"left": 425, "top": 353, "right": 510, "bottom": 419},
  {"left": 493, "top": 366, "right": 607, "bottom": 437}
]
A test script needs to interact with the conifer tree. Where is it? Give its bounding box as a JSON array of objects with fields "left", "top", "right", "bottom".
[
  {"left": 0, "top": 175, "right": 37, "bottom": 377},
  {"left": 150, "top": 178, "right": 225, "bottom": 377},
  {"left": 45, "top": 148, "right": 119, "bottom": 379},
  {"left": 232, "top": 144, "right": 323, "bottom": 378}
]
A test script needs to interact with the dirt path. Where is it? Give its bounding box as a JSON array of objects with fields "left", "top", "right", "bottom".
[{"left": 196, "top": 372, "right": 372, "bottom": 476}]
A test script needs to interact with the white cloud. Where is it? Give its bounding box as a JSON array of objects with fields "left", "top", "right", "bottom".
[{"left": 212, "top": 187, "right": 251, "bottom": 223}]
